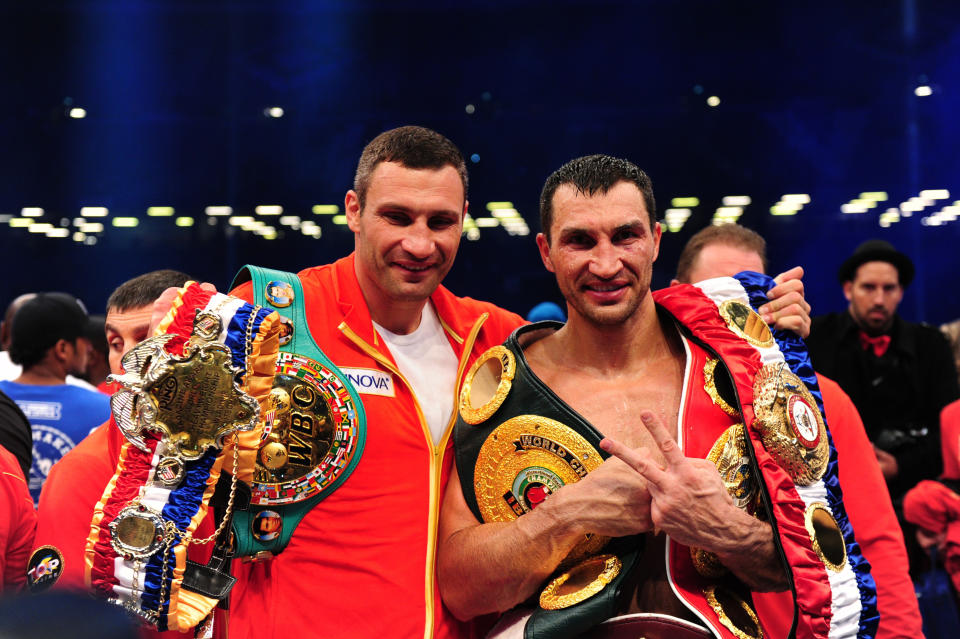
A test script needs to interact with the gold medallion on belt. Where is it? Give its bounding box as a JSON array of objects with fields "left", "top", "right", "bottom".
[
  {"left": 751, "top": 363, "right": 829, "bottom": 486},
  {"left": 718, "top": 300, "right": 775, "bottom": 349},
  {"left": 474, "top": 415, "right": 607, "bottom": 564},
  {"left": 693, "top": 423, "right": 762, "bottom": 578},
  {"left": 460, "top": 346, "right": 517, "bottom": 425}
]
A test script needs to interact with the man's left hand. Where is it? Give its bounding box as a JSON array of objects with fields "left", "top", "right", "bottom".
[
  {"left": 601, "top": 411, "right": 787, "bottom": 591},
  {"left": 601, "top": 412, "right": 741, "bottom": 552},
  {"left": 760, "top": 266, "right": 811, "bottom": 338}
]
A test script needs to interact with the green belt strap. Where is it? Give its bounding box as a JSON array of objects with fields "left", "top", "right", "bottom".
[{"left": 229, "top": 265, "right": 367, "bottom": 558}]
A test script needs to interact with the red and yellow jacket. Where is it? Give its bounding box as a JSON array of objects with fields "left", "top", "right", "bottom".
[{"left": 228, "top": 254, "right": 524, "bottom": 639}]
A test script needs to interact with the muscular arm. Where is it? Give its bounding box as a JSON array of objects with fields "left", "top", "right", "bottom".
[
  {"left": 437, "top": 456, "right": 654, "bottom": 620},
  {"left": 602, "top": 412, "right": 788, "bottom": 592}
]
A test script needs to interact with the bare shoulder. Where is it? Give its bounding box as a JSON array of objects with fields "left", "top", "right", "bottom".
[{"left": 517, "top": 325, "right": 562, "bottom": 369}]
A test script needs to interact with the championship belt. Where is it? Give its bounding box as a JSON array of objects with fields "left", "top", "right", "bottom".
[
  {"left": 86, "top": 283, "right": 281, "bottom": 632},
  {"left": 454, "top": 324, "right": 643, "bottom": 639},
  {"left": 228, "top": 266, "right": 366, "bottom": 560},
  {"left": 654, "top": 274, "right": 879, "bottom": 639}
]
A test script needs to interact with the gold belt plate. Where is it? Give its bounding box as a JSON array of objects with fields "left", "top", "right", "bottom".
[
  {"left": 751, "top": 364, "right": 829, "bottom": 485},
  {"left": 110, "top": 335, "right": 260, "bottom": 460},
  {"left": 474, "top": 415, "right": 606, "bottom": 563}
]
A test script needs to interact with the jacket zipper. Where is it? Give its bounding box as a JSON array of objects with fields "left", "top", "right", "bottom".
[{"left": 338, "top": 312, "right": 488, "bottom": 639}]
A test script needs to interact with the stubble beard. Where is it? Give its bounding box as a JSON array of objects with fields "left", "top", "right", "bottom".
[
  {"left": 562, "top": 281, "right": 646, "bottom": 328},
  {"left": 851, "top": 305, "right": 893, "bottom": 335}
]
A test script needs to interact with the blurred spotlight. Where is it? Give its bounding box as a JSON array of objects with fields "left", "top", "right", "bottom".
[
  {"left": 470, "top": 153, "right": 480, "bottom": 163},
  {"left": 69, "top": 107, "right": 87, "bottom": 119},
  {"left": 693, "top": 85, "right": 704, "bottom": 95},
  {"left": 914, "top": 85, "right": 932, "bottom": 97},
  {"left": 465, "top": 104, "right": 476, "bottom": 115},
  {"left": 81, "top": 207, "right": 109, "bottom": 217},
  {"left": 21, "top": 207, "right": 44, "bottom": 217},
  {"left": 481, "top": 91, "right": 492, "bottom": 101},
  {"left": 265, "top": 106, "right": 284, "bottom": 118},
  {"left": 175, "top": 217, "right": 194, "bottom": 227},
  {"left": 706, "top": 96, "right": 721, "bottom": 107}
]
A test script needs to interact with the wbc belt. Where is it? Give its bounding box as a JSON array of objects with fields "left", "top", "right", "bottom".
[
  {"left": 86, "top": 283, "right": 281, "bottom": 632},
  {"left": 228, "top": 266, "right": 366, "bottom": 559},
  {"left": 454, "top": 322, "right": 644, "bottom": 639}
]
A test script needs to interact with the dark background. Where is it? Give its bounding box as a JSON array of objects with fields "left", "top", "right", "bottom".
[{"left": 1, "top": 0, "right": 958, "bottom": 323}]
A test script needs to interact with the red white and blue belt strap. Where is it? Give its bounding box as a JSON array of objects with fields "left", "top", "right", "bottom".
[{"left": 86, "top": 283, "right": 280, "bottom": 632}]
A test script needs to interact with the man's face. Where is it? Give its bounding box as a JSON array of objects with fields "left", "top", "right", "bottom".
[
  {"left": 843, "top": 261, "right": 902, "bottom": 335},
  {"left": 345, "top": 161, "right": 466, "bottom": 308},
  {"left": 105, "top": 305, "right": 154, "bottom": 375},
  {"left": 682, "top": 242, "right": 765, "bottom": 283},
  {"left": 536, "top": 181, "right": 661, "bottom": 326}
]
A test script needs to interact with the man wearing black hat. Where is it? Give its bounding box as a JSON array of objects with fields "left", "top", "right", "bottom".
[
  {"left": 0, "top": 293, "right": 111, "bottom": 504},
  {"left": 807, "top": 239, "right": 960, "bottom": 500}
]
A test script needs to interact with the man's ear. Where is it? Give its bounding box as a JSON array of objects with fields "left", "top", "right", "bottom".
[
  {"left": 536, "top": 233, "right": 555, "bottom": 273},
  {"left": 651, "top": 222, "right": 662, "bottom": 263},
  {"left": 345, "top": 190, "right": 361, "bottom": 233},
  {"left": 669, "top": 278, "right": 680, "bottom": 286},
  {"left": 842, "top": 281, "right": 853, "bottom": 302},
  {"left": 51, "top": 339, "right": 72, "bottom": 365}
]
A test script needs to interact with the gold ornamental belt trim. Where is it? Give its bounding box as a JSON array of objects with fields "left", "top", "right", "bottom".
[
  {"left": 718, "top": 300, "right": 775, "bottom": 349},
  {"left": 704, "top": 585, "right": 764, "bottom": 639},
  {"left": 460, "top": 346, "right": 516, "bottom": 425},
  {"left": 539, "top": 554, "right": 621, "bottom": 610}
]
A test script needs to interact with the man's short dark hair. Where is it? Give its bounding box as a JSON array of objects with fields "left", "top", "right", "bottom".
[
  {"left": 353, "top": 126, "right": 468, "bottom": 210},
  {"left": 539, "top": 154, "right": 657, "bottom": 242},
  {"left": 9, "top": 293, "right": 88, "bottom": 369},
  {"left": 675, "top": 225, "right": 769, "bottom": 284},
  {"left": 106, "top": 270, "right": 193, "bottom": 313}
]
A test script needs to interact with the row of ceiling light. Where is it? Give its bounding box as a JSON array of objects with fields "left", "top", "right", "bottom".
[
  {"left": 5, "top": 190, "right": 954, "bottom": 243},
  {"left": 662, "top": 190, "right": 953, "bottom": 232},
  {"left": 1, "top": 201, "right": 532, "bottom": 243}
]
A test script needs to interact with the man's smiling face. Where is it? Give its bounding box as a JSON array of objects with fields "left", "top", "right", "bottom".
[
  {"left": 347, "top": 161, "right": 466, "bottom": 311},
  {"left": 537, "top": 181, "right": 661, "bottom": 326}
]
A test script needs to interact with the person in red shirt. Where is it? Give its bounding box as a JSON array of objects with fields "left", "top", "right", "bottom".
[{"left": 1, "top": 443, "right": 35, "bottom": 592}]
